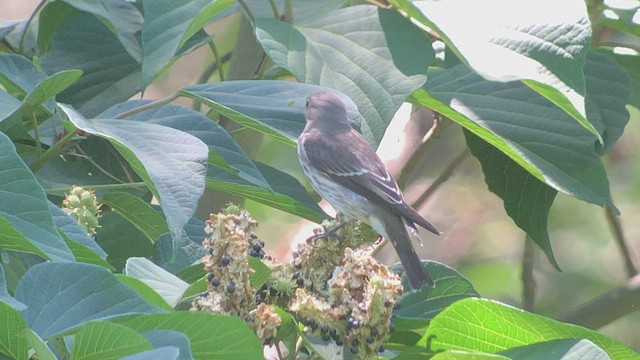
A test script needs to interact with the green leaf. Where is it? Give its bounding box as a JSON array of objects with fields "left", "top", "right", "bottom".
[
  {"left": 101, "top": 100, "right": 271, "bottom": 191},
  {"left": 0, "top": 53, "right": 46, "bottom": 96},
  {"left": 177, "top": 263, "right": 206, "bottom": 284},
  {"left": 393, "top": 0, "right": 598, "bottom": 141},
  {"left": 22, "top": 69, "right": 83, "bottom": 108},
  {"left": 419, "top": 63, "right": 615, "bottom": 209},
  {"left": 102, "top": 192, "right": 169, "bottom": 243},
  {"left": 116, "top": 275, "right": 174, "bottom": 312},
  {"left": 610, "top": 53, "right": 640, "bottom": 110},
  {"left": 180, "top": 80, "right": 364, "bottom": 147},
  {"left": 14, "top": 262, "right": 164, "bottom": 339},
  {"left": 121, "top": 347, "right": 180, "bottom": 360},
  {"left": 117, "top": 312, "right": 263, "bottom": 359},
  {"left": 499, "top": 338, "right": 611, "bottom": 360},
  {"left": 402, "top": 349, "right": 508, "bottom": 360},
  {"left": 424, "top": 298, "right": 639, "bottom": 359},
  {"left": 140, "top": 0, "right": 234, "bottom": 86},
  {"left": 0, "top": 216, "right": 48, "bottom": 259},
  {"left": 124, "top": 258, "right": 189, "bottom": 307},
  {"left": 584, "top": 51, "right": 630, "bottom": 154},
  {"left": 40, "top": 11, "right": 142, "bottom": 117},
  {"left": 56, "top": 0, "right": 144, "bottom": 61},
  {"left": 60, "top": 104, "right": 208, "bottom": 254},
  {"left": 151, "top": 217, "right": 207, "bottom": 275},
  {"left": 0, "top": 131, "right": 73, "bottom": 261},
  {"left": 23, "top": 329, "right": 57, "bottom": 360},
  {"left": 394, "top": 261, "right": 479, "bottom": 329},
  {"left": 71, "top": 321, "right": 153, "bottom": 360},
  {"left": 247, "top": 0, "right": 348, "bottom": 24},
  {"left": 207, "top": 162, "right": 325, "bottom": 223},
  {"left": 97, "top": 210, "right": 154, "bottom": 272},
  {"left": 0, "top": 264, "right": 26, "bottom": 311},
  {"left": 141, "top": 330, "right": 193, "bottom": 360},
  {"left": 0, "top": 90, "right": 22, "bottom": 123},
  {"left": 255, "top": 5, "right": 434, "bottom": 145},
  {"left": 248, "top": 256, "right": 271, "bottom": 289},
  {"left": 0, "top": 302, "right": 28, "bottom": 360},
  {"left": 463, "top": 132, "right": 559, "bottom": 268},
  {"left": 62, "top": 232, "right": 115, "bottom": 270}
]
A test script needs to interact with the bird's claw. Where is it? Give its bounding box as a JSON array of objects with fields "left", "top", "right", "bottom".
[{"left": 312, "top": 220, "right": 348, "bottom": 241}]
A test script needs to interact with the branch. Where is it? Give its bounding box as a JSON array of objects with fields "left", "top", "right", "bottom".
[
  {"left": 559, "top": 273, "right": 640, "bottom": 329},
  {"left": 521, "top": 236, "right": 537, "bottom": 312},
  {"left": 606, "top": 206, "right": 637, "bottom": 277}
]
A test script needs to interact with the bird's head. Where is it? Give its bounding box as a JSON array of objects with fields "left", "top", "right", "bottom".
[{"left": 304, "top": 92, "right": 350, "bottom": 130}]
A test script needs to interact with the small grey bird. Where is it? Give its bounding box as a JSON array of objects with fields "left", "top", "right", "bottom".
[{"left": 297, "top": 91, "right": 440, "bottom": 289}]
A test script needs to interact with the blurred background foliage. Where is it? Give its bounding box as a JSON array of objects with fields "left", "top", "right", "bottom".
[{"left": 2, "top": 0, "right": 638, "bottom": 351}]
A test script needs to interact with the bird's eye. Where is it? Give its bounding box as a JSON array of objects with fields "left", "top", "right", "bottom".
[{"left": 305, "top": 99, "right": 310, "bottom": 108}]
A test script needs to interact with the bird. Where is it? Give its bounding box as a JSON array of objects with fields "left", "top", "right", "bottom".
[{"left": 297, "top": 91, "right": 440, "bottom": 289}]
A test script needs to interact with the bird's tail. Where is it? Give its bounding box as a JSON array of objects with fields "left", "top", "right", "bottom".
[{"left": 382, "top": 215, "right": 434, "bottom": 289}]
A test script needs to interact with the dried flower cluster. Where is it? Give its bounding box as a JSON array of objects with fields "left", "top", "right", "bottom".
[
  {"left": 191, "top": 205, "right": 281, "bottom": 344},
  {"left": 191, "top": 205, "right": 404, "bottom": 358},
  {"left": 62, "top": 186, "right": 101, "bottom": 235}
]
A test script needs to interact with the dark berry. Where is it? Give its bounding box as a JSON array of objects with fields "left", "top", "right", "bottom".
[
  {"left": 207, "top": 273, "right": 215, "bottom": 281},
  {"left": 351, "top": 339, "right": 359, "bottom": 348},
  {"left": 292, "top": 271, "right": 301, "bottom": 279},
  {"left": 335, "top": 339, "right": 343, "bottom": 346},
  {"left": 350, "top": 347, "right": 358, "bottom": 354},
  {"left": 227, "top": 283, "right": 236, "bottom": 293},
  {"left": 269, "top": 287, "right": 278, "bottom": 296},
  {"left": 210, "top": 277, "right": 220, "bottom": 287},
  {"left": 244, "top": 315, "right": 254, "bottom": 323},
  {"left": 347, "top": 317, "right": 360, "bottom": 329},
  {"left": 370, "top": 327, "right": 379, "bottom": 336},
  {"left": 320, "top": 324, "right": 329, "bottom": 334},
  {"left": 221, "top": 256, "right": 230, "bottom": 266},
  {"left": 329, "top": 328, "right": 339, "bottom": 341},
  {"left": 378, "top": 345, "right": 385, "bottom": 353},
  {"left": 258, "top": 249, "right": 265, "bottom": 258},
  {"left": 322, "top": 334, "right": 331, "bottom": 342},
  {"left": 249, "top": 249, "right": 259, "bottom": 257},
  {"left": 296, "top": 277, "right": 304, "bottom": 287},
  {"left": 367, "top": 336, "right": 375, "bottom": 344},
  {"left": 253, "top": 243, "right": 263, "bottom": 252},
  {"left": 384, "top": 300, "right": 392, "bottom": 307},
  {"left": 208, "top": 247, "right": 214, "bottom": 255}
]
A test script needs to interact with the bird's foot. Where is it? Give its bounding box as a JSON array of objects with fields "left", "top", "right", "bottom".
[{"left": 312, "top": 220, "right": 348, "bottom": 242}]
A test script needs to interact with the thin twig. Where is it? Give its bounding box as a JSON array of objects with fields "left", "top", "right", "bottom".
[
  {"left": 237, "top": 0, "right": 256, "bottom": 22},
  {"left": 72, "top": 145, "right": 127, "bottom": 184},
  {"left": 114, "top": 93, "right": 179, "bottom": 119},
  {"left": 605, "top": 206, "right": 637, "bottom": 277},
  {"left": 522, "top": 236, "right": 537, "bottom": 312},
  {"left": 268, "top": 0, "right": 280, "bottom": 18},
  {"left": 31, "top": 112, "right": 42, "bottom": 156},
  {"left": 19, "top": 0, "right": 48, "bottom": 54},
  {"left": 412, "top": 148, "right": 469, "bottom": 210},
  {"left": 559, "top": 273, "right": 640, "bottom": 329},
  {"left": 283, "top": 0, "right": 293, "bottom": 22},
  {"left": 108, "top": 144, "right": 135, "bottom": 183}
]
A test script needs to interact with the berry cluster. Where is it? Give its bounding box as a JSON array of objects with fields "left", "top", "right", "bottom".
[{"left": 62, "top": 186, "right": 101, "bottom": 235}]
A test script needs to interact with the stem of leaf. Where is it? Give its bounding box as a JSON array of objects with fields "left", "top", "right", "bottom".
[
  {"left": 19, "top": 0, "right": 48, "bottom": 54},
  {"left": 411, "top": 148, "right": 469, "bottom": 210},
  {"left": 114, "top": 93, "right": 179, "bottom": 119},
  {"left": 31, "top": 112, "right": 42, "bottom": 156},
  {"left": 268, "top": 0, "right": 280, "bottom": 18},
  {"left": 522, "top": 236, "right": 537, "bottom": 312},
  {"left": 30, "top": 129, "right": 77, "bottom": 173},
  {"left": 237, "top": 0, "right": 256, "bottom": 23},
  {"left": 208, "top": 40, "right": 226, "bottom": 82},
  {"left": 283, "top": 0, "right": 293, "bottom": 22},
  {"left": 606, "top": 206, "right": 637, "bottom": 277}
]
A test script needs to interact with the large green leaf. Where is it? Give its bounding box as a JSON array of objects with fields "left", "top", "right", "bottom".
[
  {"left": 247, "top": 0, "right": 348, "bottom": 24},
  {"left": 255, "top": 5, "right": 434, "bottom": 145},
  {"left": 424, "top": 298, "right": 639, "bottom": 359},
  {"left": 420, "top": 62, "right": 615, "bottom": 209},
  {"left": 101, "top": 100, "right": 271, "bottom": 191},
  {"left": 180, "top": 80, "right": 363, "bottom": 147},
  {"left": 121, "top": 347, "right": 180, "bottom": 360},
  {"left": 22, "top": 69, "right": 83, "bottom": 110},
  {"left": 117, "top": 312, "right": 263, "bottom": 359},
  {"left": 101, "top": 192, "right": 169, "bottom": 243},
  {"left": 140, "top": 0, "right": 234, "bottom": 86},
  {"left": 49, "top": 201, "right": 107, "bottom": 259},
  {"left": 499, "top": 339, "right": 611, "bottom": 360},
  {"left": 0, "top": 264, "right": 26, "bottom": 311},
  {"left": 152, "top": 216, "right": 207, "bottom": 275},
  {"left": 124, "top": 258, "right": 189, "bottom": 307},
  {"left": 14, "top": 262, "right": 164, "bottom": 339},
  {"left": 0, "top": 302, "right": 28, "bottom": 360},
  {"left": 23, "top": 329, "right": 57, "bottom": 360},
  {"left": 610, "top": 53, "right": 640, "bottom": 110},
  {"left": 0, "top": 216, "right": 48, "bottom": 259},
  {"left": 53, "top": 0, "right": 144, "bottom": 61},
  {"left": 0, "top": 90, "right": 21, "bottom": 123},
  {"left": 141, "top": 330, "right": 193, "bottom": 360},
  {"left": 60, "top": 104, "right": 208, "bottom": 253},
  {"left": 116, "top": 275, "right": 174, "bottom": 312},
  {"left": 71, "top": 321, "right": 153, "bottom": 360},
  {"left": 0, "top": 53, "right": 46, "bottom": 96},
  {"left": 0, "top": 132, "right": 73, "bottom": 261},
  {"left": 40, "top": 11, "right": 141, "bottom": 117},
  {"left": 392, "top": 0, "right": 598, "bottom": 141},
  {"left": 207, "top": 162, "right": 325, "bottom": 223}
]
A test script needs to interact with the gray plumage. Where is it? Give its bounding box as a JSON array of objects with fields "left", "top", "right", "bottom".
[{"left": 298, "top": 91, "right": 439, "bottom": 289}]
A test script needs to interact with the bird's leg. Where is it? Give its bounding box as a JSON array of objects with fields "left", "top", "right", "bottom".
[{"left": 312, "top": 220, "right": 348, "bottom": 241}]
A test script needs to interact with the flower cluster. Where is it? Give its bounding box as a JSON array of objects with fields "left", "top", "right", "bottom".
[
  {"left": 62, "top": 186, "right": 101, "bottom": 235},
  {"left": 191, "top": 205, "right": 281, "bottom": 345},
  {"left": 291, "top": 248, "right": 403, "bottom": 359}
]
